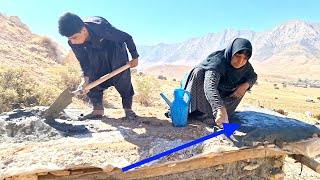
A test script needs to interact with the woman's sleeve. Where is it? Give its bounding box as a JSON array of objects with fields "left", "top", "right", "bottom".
[{"left": 204, "top": 70, "right": 224, "bottom": 113}]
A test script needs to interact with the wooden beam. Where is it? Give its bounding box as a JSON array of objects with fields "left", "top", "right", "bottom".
[
  {"left": 115, "top": 147, "right": 291, "bottom": 179},
  {"left": 282, "top": 138, "right": 320, "bottom": 158},
  {"left": 292, "top": 155, "right": 320, "bottom": 173},
  {"left": 7, "top": 147, "right": 292, "bottom": 180},
  {"left": 37, "top": 147, "right": 291, "bottom": 180}
]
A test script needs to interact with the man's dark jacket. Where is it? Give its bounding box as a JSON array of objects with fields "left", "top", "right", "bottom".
[{"left": 69, "top": 16, "right": 139, "bottom": 81}]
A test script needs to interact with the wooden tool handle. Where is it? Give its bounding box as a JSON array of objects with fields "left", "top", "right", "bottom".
[{"left": 85, "top": 64, "right": 131, "bottom": 91}]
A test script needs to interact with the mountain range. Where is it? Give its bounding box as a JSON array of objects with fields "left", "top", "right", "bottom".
[
  {"left": 138, "top": 20, "right": 320, "bottom": 79},
  {"left": 0, "top": 12, "right": 319, "bottom": 79}
]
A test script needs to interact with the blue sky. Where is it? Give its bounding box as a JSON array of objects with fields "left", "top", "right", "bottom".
[{"left": 0, "top": 0, "right": 319, "bottom": 48}]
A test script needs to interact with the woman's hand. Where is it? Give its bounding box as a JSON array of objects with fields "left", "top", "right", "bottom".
[
  {"left": 215, "top": 107, "right": 229, "bottom": 128},
  {"left": 231, "top": 82, "right": 250, "bottom": 98}
]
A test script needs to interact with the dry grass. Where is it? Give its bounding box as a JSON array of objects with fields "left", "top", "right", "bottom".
[
  {"left": 97, "top": 74, "right": 179, "bottom": 111},
  {"left": 141, "top": 65, "right": 320, "bottom": 122},
  {"left": 242, "top": 79, "right": 320, "bottom": 120},
  {"left": 132, "top": 73, "right": 320, "bottom": 123},
  {"left": 1, "top": 59, "right": 318, "bottom": 124},
  {"left": 0, "top": 66, "right": 60, "bottom": 113},
  {"left": 95, "top": 72, "right": 320, "bottom": 124},
  {"left": 0, "top": 64, "right": 82, "bottom": 113},
  {"left": 48, "top": 64, "right": 81, "bottom": 90},
  {"left": 133, "top": 74, "right": 160, "bottom": 106}
]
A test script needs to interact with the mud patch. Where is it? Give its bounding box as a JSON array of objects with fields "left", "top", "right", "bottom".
[
  {"left": 231, "top": 107, "right": 320, "bottom": 147},
  {"left": 0, "top": 107, "right": 63, "bottom": 144},
  {"left": 0, "top": 107, "right": 92, "bottom": 146}
]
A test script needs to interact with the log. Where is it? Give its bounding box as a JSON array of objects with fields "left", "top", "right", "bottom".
[
  {"left": 115, "top": 147, "right": 291, "bottom": 179},
  {"left": 37, "top": 147, "right": 290, "bottom": 180},
  {"left": 283, "top": 138, "right": 320, "bottom": 158},
  {"left": 292, "top": 154, "right": 320, "bottom": 173}
]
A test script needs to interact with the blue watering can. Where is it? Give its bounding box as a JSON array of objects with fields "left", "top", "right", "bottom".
[{"left": 160, "top": 88, "right": 191, "bottom": 127}]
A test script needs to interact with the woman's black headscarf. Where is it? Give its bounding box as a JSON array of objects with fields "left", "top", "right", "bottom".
[{"left": 197, "top": 38, "right": 253, "bottom": 91}]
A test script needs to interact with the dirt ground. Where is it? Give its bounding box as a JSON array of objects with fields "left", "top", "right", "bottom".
[
  {"left": 0, "top": 106, "right": 234, "bottom": 179},
  {"left": 0, "top": 77, "right": 319, "bottom": 179},
  {"left": 0, "top": 105, "right": 319, "bottom": 179}
]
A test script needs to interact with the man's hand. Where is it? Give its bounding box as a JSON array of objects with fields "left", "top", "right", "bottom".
[
  {"left": 76, "top": 76, "right": 90, "bottom": 96},
  {"left": 215, "top": 107, "right": 229, "bottom": 128},
  {"left": 231, "top": 82, "right": 250, "bottom": 98},
  {"left": 127, "top": 58, "right": 139, "bottom": 68}
]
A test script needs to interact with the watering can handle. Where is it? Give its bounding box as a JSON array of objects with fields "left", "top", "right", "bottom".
[{"left": 184, "top": 90, "right": 191, "bottom": 105}]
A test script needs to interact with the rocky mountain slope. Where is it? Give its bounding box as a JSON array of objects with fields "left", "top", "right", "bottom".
[
  {"left": 138, "top": 20, "right": 320, "bottom": 79},
  {"left": 0, "top": 13, "right": 76, "bottom": 113},
  {"left": 0, "top": 13, "right": 66, "bottom": 67}
]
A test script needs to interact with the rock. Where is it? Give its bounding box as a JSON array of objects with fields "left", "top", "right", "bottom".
[
  {"left": 274, "top": 160, "right": 283, "bottom": 168},
  {"left": 243, "top": 164, "right": 260, "bottom": 171},
  {"left": 269, "top": 170, "right": 285, "bottom": 180},
  {"left": 266, "top": 144, "right": 276, "bottom": 148},
  {"left": 215, "top": 165, "right": 224, "bottom": 170}
]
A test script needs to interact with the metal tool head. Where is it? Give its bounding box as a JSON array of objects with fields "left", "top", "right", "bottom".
[{"left": 44, "top": 88, "right": 74, "bottom": 119}]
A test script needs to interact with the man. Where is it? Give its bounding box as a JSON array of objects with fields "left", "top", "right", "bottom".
[{"left": 58, "top": 12, "right": 139, "bottom": 120}]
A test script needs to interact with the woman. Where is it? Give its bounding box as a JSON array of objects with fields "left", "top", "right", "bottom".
[{"left": 182, "top": 38, "right": 257, "bottom": 128}]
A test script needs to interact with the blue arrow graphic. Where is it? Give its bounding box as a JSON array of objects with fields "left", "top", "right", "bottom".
[{"left": 122, "top": 123, "right": 240, "bottom": 172}]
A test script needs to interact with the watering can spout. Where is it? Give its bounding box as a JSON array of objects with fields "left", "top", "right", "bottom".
[{"left": 160, "top": 93, "right": 172, "bottom": 107}]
